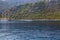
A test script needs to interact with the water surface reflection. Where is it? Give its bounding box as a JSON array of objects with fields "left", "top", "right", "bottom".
[{"left": 0, "top": 20, "right": 60, "bottom": 40}]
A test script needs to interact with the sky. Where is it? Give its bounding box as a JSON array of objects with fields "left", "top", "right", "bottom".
[
  {"left": 0, "top": 0, "right": 42, "bottom": 4},
  {"left": 0, "top": 0, "right": 42, "bottom": 7},
  {"left": 1, "top": 0, "right": 51, "bottom": 2},
  {"left": 0, "top": 0, "right": 41, "bottom": 6},
  {"left": 1, "top": 0, "right": 41, "bottom": 2},
  {"left": 1, "top": 0, "right": 5, "bottom": 1}
]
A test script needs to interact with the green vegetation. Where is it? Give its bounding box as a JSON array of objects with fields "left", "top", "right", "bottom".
[{"left": 1, "top": 1, "right": 60, "bottom": 20}]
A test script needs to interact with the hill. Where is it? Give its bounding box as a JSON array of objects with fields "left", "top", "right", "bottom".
[{"left": 1, "top": 0, "right": 60, "bottom": 20}]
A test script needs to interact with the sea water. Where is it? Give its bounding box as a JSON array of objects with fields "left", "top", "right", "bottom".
[{"left": 0, "top": 20, "right": 60, "bottom": 40}]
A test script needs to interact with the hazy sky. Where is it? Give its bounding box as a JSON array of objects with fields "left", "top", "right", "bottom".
[
  {"left": 1, "top": 0, "right": 41, "bottom": 5},
  {"left": 1, "top": 0, "right": 41, "bottom": 2},
  {"left": 0, "top": 0, "right": 42, "bottom": 7}
]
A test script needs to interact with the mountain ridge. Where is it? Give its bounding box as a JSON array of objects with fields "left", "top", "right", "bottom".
[{"left": 0, "top": 0, "right": 60, "bottom": 19}]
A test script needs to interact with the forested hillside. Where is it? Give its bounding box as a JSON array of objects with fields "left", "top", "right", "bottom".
[{"left": 0, "top": 0, "right": 60, "bottom": 20}]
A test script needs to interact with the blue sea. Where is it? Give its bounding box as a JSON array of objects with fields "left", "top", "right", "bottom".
[{"left": 0, "top": 20, "right": 60, "bottom": 40}]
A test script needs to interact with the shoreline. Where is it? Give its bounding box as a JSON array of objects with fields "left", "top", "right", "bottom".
[
  {"left": 14, "top": 19, "right": 60, "bottom": 21},
  {"left": 9, "top": 18, "right": 60, "bottom": 21},
  {"left": 0, "top": 18, "right": 60, "bottom": 21}
]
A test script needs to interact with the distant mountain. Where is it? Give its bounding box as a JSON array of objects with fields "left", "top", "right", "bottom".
[
  {"left": 3, "top": 1, "right": 46, "bottom": 19},
  {"left": 0, "top": 0, "right": 60, "bottom": 19},
  {"left": 0, "top": 0, "right": 41, "bottom": 13},
  {"left": 0, "top": 0, "right": 42, "bottom": 15}
]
